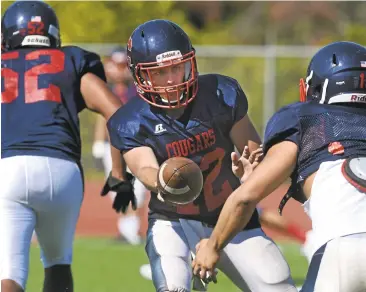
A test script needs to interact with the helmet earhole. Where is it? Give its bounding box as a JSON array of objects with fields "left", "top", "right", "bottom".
[{"left": 332, "top": 54, "right": 338, "bottom": 67}]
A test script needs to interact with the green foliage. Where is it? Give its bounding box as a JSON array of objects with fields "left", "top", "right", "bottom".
[
  {"left": 344, "top": 23, "right": 366, "bottom": 44},
  {"left": 2, "top": 1, "right": 365, "bottom": 176},
  {"left": 276, "top": 58, "right": 308, "bottom": 107},
  {"left": 1, "top": 1, "right": 196, "bottom": 43}
]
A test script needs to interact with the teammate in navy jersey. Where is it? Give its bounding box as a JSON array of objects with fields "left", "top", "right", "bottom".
[
  {"left": 0, "top": 2, "right": 134, "bottom": 292},
  {"left": 193, "top": 41, "right": 366, "bottom": 292},
  {"left": 107, "top": 19, "right": 296, "bottom": 291}
]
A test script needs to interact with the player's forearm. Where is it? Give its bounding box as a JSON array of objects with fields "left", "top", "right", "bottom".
[
  {"left": 247, "top": 119, "right": 262, "bottom": 152},
  {"left": 210, "top": 142, "right": 298, "bottom": 251},
  {"left": 136, "top": 166, "right": 159, "bottom": 193},
  {"left": 208, "top": 191, "right": 257, "bottom": 251}
]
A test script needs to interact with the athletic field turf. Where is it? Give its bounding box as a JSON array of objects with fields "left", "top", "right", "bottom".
[{"left": 27, "top": 238, "right": 307, "bottom": 291}]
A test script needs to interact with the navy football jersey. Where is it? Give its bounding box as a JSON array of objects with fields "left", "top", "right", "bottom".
[
  {"left": 108, "top": 74, "right": 260, "bottom": 228},
  {"left": 264, "top": 101, "right": 366, "bottom": 186},
  {"left": 1, "top": 46, "right": 106, "bottom": 162}
]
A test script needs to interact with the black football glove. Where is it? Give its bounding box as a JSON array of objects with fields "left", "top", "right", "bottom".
[{"left": 101, "top": 172, "right": 136, "bottom": 213}]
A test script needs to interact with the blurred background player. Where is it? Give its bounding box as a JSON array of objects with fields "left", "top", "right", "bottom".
[
  {"left": 92, "top": 46, "right": 148, "bottom": 245},
  {"left": 93, "top": 46, "right": 136, "bottom": 177},
  {"left": 0, "top": 2, "right": 128, "bottom": 292}
]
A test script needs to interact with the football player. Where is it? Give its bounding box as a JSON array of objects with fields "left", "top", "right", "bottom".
[
  {"left": 0, "top": 2, "right": 132, "bottom": 292},
  {"left": 192, "top": 41, "right": 366, "bottom": 292},
  {"left": 107, "top": 19, "right": 297, "bottom": 291}
]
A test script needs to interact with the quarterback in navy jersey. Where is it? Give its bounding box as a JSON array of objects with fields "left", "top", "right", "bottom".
[
  {"left": 108, "top": 19, "right": 296, "bottom": 291},
  {"left": 193, "top": 41, "right": 366, "bottom": 292},
  {"left": 0, "top": 2, "right": 133, "bottom": 292}
]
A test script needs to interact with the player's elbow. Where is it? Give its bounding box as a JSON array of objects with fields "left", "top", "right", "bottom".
[
  {"left": 233, "top": 188, "right": 262, "bottom": 209},
  {"left": 229, "top": 193, "right": 257, "bottom": 221},
  {"left": 81, "top": 73, "right": 121, "bottom": 119},
  {"left": 238, "top": 196, "right": 258, "bottom": 211}
]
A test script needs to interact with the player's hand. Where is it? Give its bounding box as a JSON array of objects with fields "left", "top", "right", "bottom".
[
  {"left": 231, "top": 145, "right": 263, "bottom": 183},
  {"left": 192, "top": 239, "right": 219, "bottom": 284},
  {"left": 155, "top": 181, "right": 165, "bottom": 202},
  {"left": 101, "top": 172, "right": 137, "bottom": 213},
  {"left": 155, "top": 182, "right": 177, "bottom": 207}
]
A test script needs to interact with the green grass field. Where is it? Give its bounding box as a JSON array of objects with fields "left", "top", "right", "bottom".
[{"left": 27, "top": 238, "right": 307, "bottom": 291}]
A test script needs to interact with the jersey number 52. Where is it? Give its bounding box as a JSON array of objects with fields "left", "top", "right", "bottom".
[{"left": 1, "top": 50, "right": 65, "bottom": 104}]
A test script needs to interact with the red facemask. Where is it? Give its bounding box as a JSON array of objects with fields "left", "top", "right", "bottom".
[
  {"left": 299, "top": 78, "right": 307, "bottom": 102},
  {"left": 133, "top": 51, "right": 198, "bottom": 109}
]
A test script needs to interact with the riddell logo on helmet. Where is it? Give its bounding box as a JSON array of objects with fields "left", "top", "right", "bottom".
[
  {"left": 156, "top": 50, "right": 183, "bottom": 63},
  {"left": 162, "top": 52, "right": 176, "bottom": 58},
  {"left": 351, "top": 95, "right": 366, "bottom": 102}
]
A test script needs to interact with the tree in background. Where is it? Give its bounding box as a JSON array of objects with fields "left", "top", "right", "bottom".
[{"left": 2, "top": 1, "right": 365, "bottom": 176}]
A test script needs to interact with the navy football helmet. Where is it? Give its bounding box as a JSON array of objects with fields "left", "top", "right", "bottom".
[
  {"left": 1, "top": 1, "right": 61, "bottom": 51},
  {"left": 300, "top": 41, "right": 366, "bottom": 104},
  {"left": 127, "top": 19, "right": 198, "bottom": 108}
]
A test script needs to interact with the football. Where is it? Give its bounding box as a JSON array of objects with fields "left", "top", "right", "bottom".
[{"left": 157, "top": 157, "right": 203, "bottom": 205}]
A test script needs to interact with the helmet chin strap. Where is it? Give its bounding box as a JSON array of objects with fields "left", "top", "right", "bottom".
[{"left": 319, "top": 78, "right": 329, "bottom": 104}]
